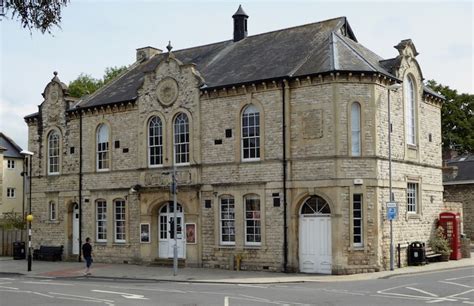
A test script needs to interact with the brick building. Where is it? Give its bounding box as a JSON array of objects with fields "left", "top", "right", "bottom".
[{"left": 25, "top": 7, "right": 445, "bottom": 274}]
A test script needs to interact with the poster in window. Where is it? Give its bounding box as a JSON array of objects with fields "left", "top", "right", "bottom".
[
  {"left": 186, "top": 223, "right": 196, "bottom": 244},
  {"left": 140, "top": 223, "right": 150, "bottom": 243}
]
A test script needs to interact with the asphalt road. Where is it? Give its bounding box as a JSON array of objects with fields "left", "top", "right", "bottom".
[{"left": 0, "top": 267, "right": 472, "bottom": 305}]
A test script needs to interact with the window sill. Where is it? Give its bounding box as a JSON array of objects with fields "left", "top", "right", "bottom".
[
  {"left": 48, "top": 173, "right": 60, "bottom": 176},
  {"left": 407, "top": 213, "right": 421, "bottom": 220},
  {"left": 241, "top": 158, "right": 261, "bottom": 163},
  {"left": 243, "top": 245, "right": 261, "bottom": 249},
  {"left": 112, "top": 243, "right": 129, "bottom": 247},
  {"left": 45, "top": 220, "right": 60, "bottom": 224},
  {"left": 407, "top": 144, "right": 418, "bottom": 150},
  {"left": 96, "top": 169, "right": 110, "bottom": 173},
  {"left": 216, "top": 245, "right": 236, "bottom": 250}
]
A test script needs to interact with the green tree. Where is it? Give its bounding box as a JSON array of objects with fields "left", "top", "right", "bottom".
[
  {"left": 68, "top": 66, "right": 128, "bottom": 98},
  {"left": 427, "top": 80, "right": 474, "bottom": 153},
  {"left": 68, "top": 74, "right": 102, "bottom": 98},
  {"left": 2, "top": 0, "right": 69, "bottom": 34}
]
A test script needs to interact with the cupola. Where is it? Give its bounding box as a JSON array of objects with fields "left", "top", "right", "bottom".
[{"left": 232, "top": 5, "right": 248, "bottom": 42}]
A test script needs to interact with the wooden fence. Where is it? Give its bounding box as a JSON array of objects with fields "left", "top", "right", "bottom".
[{"left": 0, "top": 228, "right": 27, "bottom": 256}]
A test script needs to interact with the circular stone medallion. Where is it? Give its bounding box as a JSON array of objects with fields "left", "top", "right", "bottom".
[
  {"left": 156, "top": 77, "right": 178, "bottom": 106},
  {"left": 49, "top": 89, "right": 59, "bottom": 102}
]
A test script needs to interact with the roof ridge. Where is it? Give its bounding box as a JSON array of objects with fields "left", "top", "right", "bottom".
[{"left": 167, "top": 16, "right": 346, "bottom": 56}]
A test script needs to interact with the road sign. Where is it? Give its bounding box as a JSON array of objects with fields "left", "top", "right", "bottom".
[{"left": 387, "top": 202, "right": 398, "bottom": 220}]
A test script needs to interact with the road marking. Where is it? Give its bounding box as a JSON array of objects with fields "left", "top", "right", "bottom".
[
  {"left": 0, "top": 278, "right": 15, "bottom": 280},
  {"left": 462, "top": 301, "right": 474, "bottom": 305},
  {"left": 224, "top": 296, "right": 229, "bottom": 306},
  {"left": 49, "top": 292, "right": 115, "bottom": 303},
  {"left": 23, "top": 281, "right": 73, "bottom": 286},
  {"left": 31, "top": 291, "right": 54, "bottom": 298},
  {"left": 405, "top": 287, "right": 438, "bottom": 297},
  {"left": 108, "top": 285, "right": 186, "bottom": 294},
  {"left": 0, "top": 285, "right": 18, "bottom": 290},
  {"left": 439, "top": 281, "right": 473, "bottom": 288},
  {"left": 238, "top": 284, "right": 269, "bottom": 288},
  {"left": 0, "top": 282, "right": 12, "bottom": 285},
  {"left": 378, "top": 283, "right": 418, "bottom": 293},
  {"left": 92, "top": 289, "right": 149, "bottom": 300},
  {"left": 446, "top": 275, "right": 474, "bottom": 281}
]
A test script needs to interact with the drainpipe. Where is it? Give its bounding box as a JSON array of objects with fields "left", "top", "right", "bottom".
[
  {"left": 78, "top": 109, "right": 83, "bottom": 262},
  {"left": 281, "top": 79, "right": 288, "bottom": 273}
]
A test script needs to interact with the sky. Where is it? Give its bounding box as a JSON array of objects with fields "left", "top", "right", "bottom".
[{"left": 0, "top": 0, "right": 472, "bottom": 150}]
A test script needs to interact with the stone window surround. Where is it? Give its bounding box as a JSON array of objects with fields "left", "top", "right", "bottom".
[
  {"left": 7, "top": 159, "right": 15, "bottom": 169},
  {"left": 173, "top": 112, "right": 190, "bottom": 165},
  {"left": 404, "top": 73, "right": 419, "bottom": 148},
  {"left": 241, "top": 104, "right": 261, "bottom": 162},
  {"left": 148, "top": 115, "right": 164, "bottom": 167},
  {"left": 348, "top": 101, "right": 363, "bottom": 157},
  {"left": 47, "top": 130, "right": 60, "bottom": 175},
  {"left": 43, "top": 127, "right": 62, "bottom": 176},
  {"left": 114, "top": 199, "right": 126, "bottom": 243},
  {"left": 219, "top": 195, "right": 236, "bottom": 245},
  {"left": 213, "top": 191, "right": 266, "bottom": 249},
  {"left": 49, "top": 201, "right": 57, "bottom": 221},
  {"left": 96, "top": 122, "right": 111, "bottom": 172},
  {"left": 6, "top": 187, "right": 16, "bottom": 198},
  {"left": 96, "top": 199, "right": 107, "bottom": 242},
  {"left": 244, "top": 194, "right": 262, "bottom": 246},
  {"left": 406, "top": 177, "right": 422, "bottom": 218},
  {"left": 236, "top": 99, "right": 265, "bottom": 163},
  {"left": 349, "top": 186, "right": 368, "bottom": 251}
]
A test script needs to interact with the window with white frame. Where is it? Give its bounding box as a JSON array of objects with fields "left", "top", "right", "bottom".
[
  {"left": 174, "top": 113, "right": 189, "bottom": 164},
  {"left": 220, "top": 196, "right": 235, "bottom": 245},
  {"left": 96, "top": 124, "right": 109, "bottom": 170},
  {"left": 7, "top": 159, "right": 15, "bottom": 169},
  {"left": 114, "top": 199, "right": 126, "bottom": 242},
  {"left": 96, "top": 200, "right": 107, "bottom": 242},
  {"left": 405, "top": 75, "right": 416, "bottom": 145},
  {"left": 244, "top": 195, "right": 261, "bottom": 245},
  {"left": 351, "top": 102, "right": 361, "bottom": 156},
  {"left": 49, "top": 201, "right": 57, "bottom": 221},
  {"left": 6, "top": 188, "right": 15, "bottom": 198},
  {"left": 48, "top": 130, "right": 60, "bottom": 174},
  {"left": 353, "top": 194, "right": 363, "bottom": 247},
  {"left": 148, "top": 116, "right": 163, "bottom": 166},
  {"left": 407, "top": 183, "right": 418, "bottom": 213},
  {"left": 242, "top": 105, "right": 260, "bottom": 160}
]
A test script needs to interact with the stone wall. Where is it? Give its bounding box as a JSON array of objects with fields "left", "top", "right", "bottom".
[{"left": 444, "top": 185, "right": 474, "bottom": 240}]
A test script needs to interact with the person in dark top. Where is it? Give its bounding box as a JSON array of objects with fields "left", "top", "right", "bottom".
[{"left": 82, "top": 237, "right": 93, "bottom": 275}]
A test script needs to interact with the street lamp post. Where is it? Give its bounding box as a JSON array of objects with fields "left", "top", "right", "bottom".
[
  {"left": 387, "top": 83, "right": 402, "bottom": 271},
  {"left": 20, "top": 150, "right": 34, "bottom": 272}
]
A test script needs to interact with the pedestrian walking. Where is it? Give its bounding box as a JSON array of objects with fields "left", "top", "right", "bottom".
[{"left": 82, "top": 237, "right": 93, "bottom": 276}]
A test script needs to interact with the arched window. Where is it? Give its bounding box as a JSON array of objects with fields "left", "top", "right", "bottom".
[
  {"left": 351, "top": 102, "right": 361, "bottom": 156},
  {"left": 300, "top": 195, "right": 331, "bottom": 215},
  {"left": 404, "top": 75, "right": 416, "bottom": 145},
  {"left": 96, "top": 124, "right": 109, "bottom": 170},
  {"left": 244, "top": 194, "right": 261, "bottom": 245},
  {"left": 174, "top": 113, "right": 189, "bottom": 165},
  {"left": 220, "top": 196, "right": 235, "bottom": 245},
  {"left": 148, "top": 116, "right": 163, "bottom": 166},
  {"left": 48, "top": 130, "right": 60, "bottom": 174},
  {"left": 242, "top": 105, "right": 260, "bottom": 160}
]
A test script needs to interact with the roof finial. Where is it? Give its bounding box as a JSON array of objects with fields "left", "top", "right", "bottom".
[
  {"left": 52, "top": 71, "right": 60, "bottom": 82},
  {"left": 166, "top": 41, "right": 173, "bottom": 52},
  {"left": 53, "top": 71, "right": 58, "bottom": 76}
]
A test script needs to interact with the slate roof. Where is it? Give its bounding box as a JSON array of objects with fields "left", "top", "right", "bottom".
[
  {"left": 444, "top": 154, "right": 474, "bottom": 183},
  {"left": 0, "top": 133, "right": 23, "bottom": 158},
  {"left": 77, "top": 17, "right": 400, "bottom": 109}
]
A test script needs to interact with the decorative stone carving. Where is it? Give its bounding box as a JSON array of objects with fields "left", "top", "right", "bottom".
[
  {"left": 49, "top": 88, "right": 59, "bottom": 102},
  {"left": 156, "top": 77, "right": 178, "bottom": 106}
]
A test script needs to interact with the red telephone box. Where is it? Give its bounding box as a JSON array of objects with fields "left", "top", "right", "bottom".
[{"left": 438, "top": 212, "right": 462, "bottom": 260}]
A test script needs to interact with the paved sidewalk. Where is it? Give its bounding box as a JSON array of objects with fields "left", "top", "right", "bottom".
[{"left": 0, "top": 254, "right": 472, "bottom": 284}]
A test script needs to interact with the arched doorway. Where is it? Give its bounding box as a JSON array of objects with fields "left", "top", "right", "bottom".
[
  {"left": 72, "top": 203, "right": 79, "bottom": 255},
  {"left": 299, "top": 195, "right": 332, "bottom": 274},
  {"left": 158, "top": 202, "right": 185, "bottom": 259}
]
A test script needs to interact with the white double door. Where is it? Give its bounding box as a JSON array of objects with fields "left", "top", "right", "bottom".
[
  {"left": 299, "top": 215, "right": 332, "bottom": 274},
  {"left": 158, "top": 202, "right": 185, "bottom": 259}
]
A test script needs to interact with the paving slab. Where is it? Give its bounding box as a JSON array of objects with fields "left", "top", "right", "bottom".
[{"left": 0, "top": 253, "right": 472, "bottom": 284}]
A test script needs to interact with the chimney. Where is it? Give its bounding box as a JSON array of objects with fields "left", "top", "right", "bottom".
[
  {"left": 136, "top": 46, "right": 162, "bottom": 62},
  {"left": 232, "top": 5, "right": 248, "bottom": 42}
]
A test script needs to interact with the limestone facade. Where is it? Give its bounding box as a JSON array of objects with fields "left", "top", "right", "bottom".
[{"left": 25, "top": 16, "right": 445, "bottom": 274}]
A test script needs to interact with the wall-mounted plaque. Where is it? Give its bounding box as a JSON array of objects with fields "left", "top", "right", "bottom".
[{"left": 156, "top": 77, "right": 178, "bottom": 106}]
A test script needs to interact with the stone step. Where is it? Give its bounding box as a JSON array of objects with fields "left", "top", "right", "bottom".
[{"left": 150, "top": 258, "right": 186, "bottom": 268}]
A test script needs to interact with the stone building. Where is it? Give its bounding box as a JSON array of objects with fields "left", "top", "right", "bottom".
[
  {"left": 443, "top": 154, "right": 474, "bottom": 240},
  {"left": 0, "top": 133, "right": 24, "bottom": 216},
  {"left": 25, "top": 7, "right": 445, "bottom": 274}
]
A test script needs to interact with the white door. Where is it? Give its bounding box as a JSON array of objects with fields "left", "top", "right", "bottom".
[
  {"left": 158, "top": 202, "right": 185, "bottom": 258},
  {"left": 72, "top": 203, "right": 79, "bottom": 255},
  {"left": 299, "top": 196, "right": 332, "bottom": 274}
]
